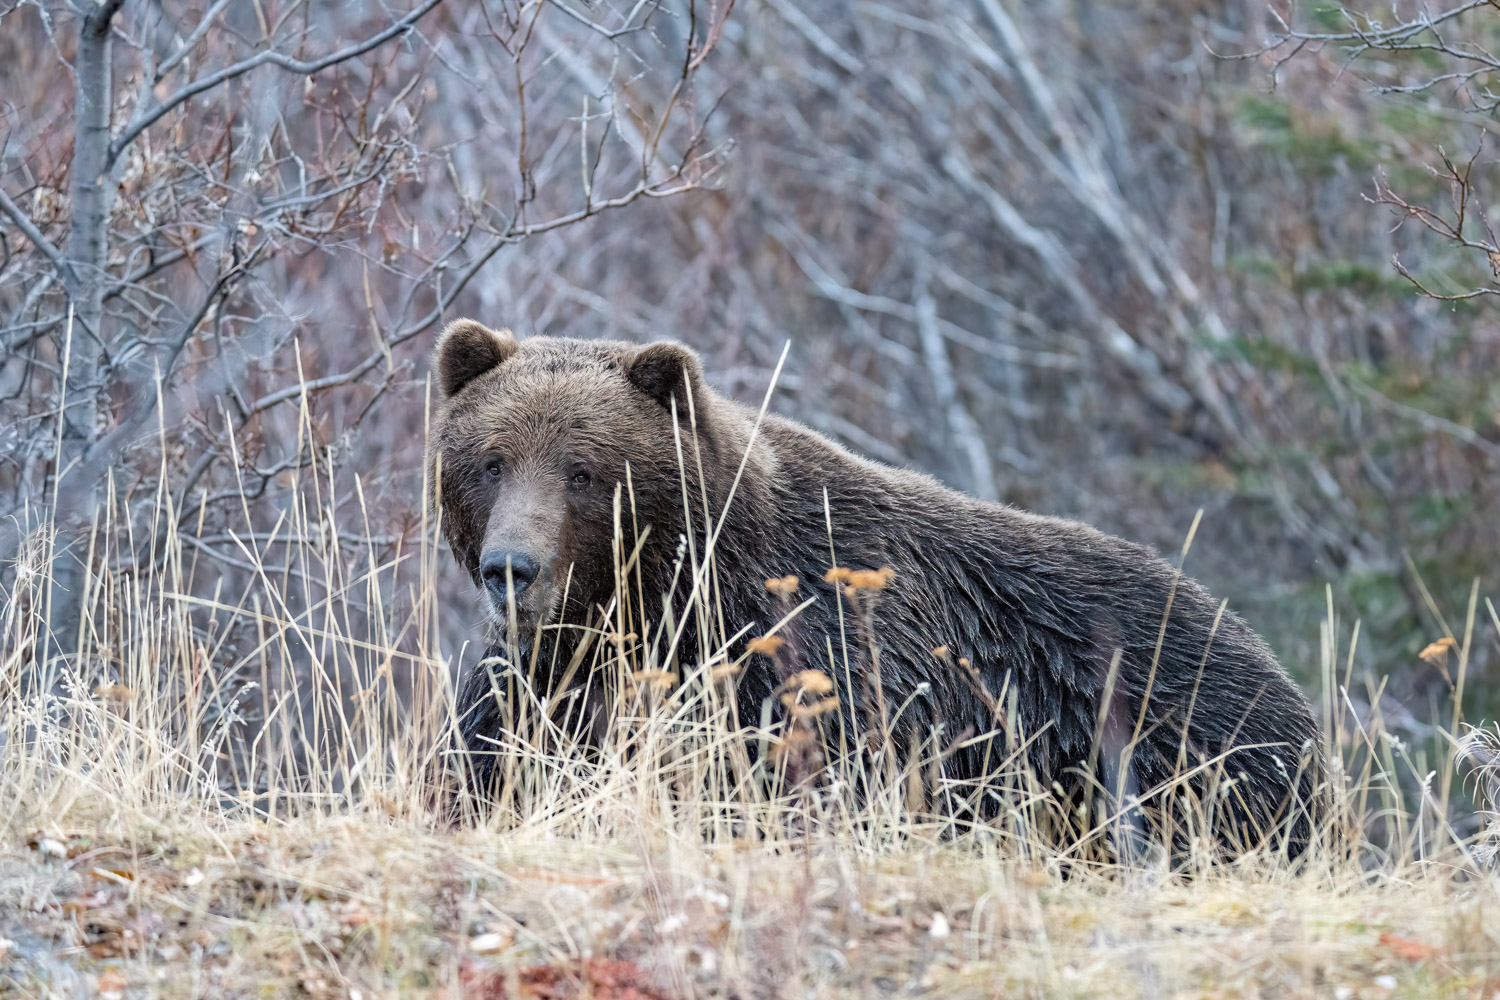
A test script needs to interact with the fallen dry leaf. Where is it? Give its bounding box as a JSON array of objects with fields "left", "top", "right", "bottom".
[
  {"left": 1378, "top": 932, "right": 1438, "bottom": 962},
  {"left": 461, "top": 957, "right": 673, "bottom": 1000}
]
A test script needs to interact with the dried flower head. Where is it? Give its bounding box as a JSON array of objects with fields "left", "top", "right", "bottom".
[
  {"left": 779, "top": 669, "right": 838, "bottom": 718},
  {"left": 630, "top": 668, "right": 677, "bottom": 689},
  {"left": 1419, "top": 637, "right": 1457, "bottom": 664},
  {"left": 824, "top": 566, "right": 852, "bottom": 584},
  {"left": 783, "top": 694, "right": 841, "bottom": 718},
  {"left": 747, "top": 635, "right": 785, "bottom": 658},
  {"left": 764, "top": 574, "right": 800, "bottom": 597},
  {"left": 786, "top": 669, "right": 835, "bottom": 696},
  {"left": 844, "top": 567, "right": 895, "bottom": 592}
]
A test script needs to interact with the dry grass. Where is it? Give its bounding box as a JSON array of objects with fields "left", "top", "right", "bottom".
[
  {"left": 3, "top": 421, "right": 1499, "bottom": 999},
  {"left": 6, "top": 815, "right": 1497, "bottom": 999}
]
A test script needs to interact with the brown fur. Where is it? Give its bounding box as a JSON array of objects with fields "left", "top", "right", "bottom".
[{"left": 430, "top": 322, "right": 1324, "bottom": 856}]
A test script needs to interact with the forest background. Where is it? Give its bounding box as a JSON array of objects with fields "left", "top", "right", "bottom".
[{"left": 5, "top": 0, "right": 1497, "bottom": 717}]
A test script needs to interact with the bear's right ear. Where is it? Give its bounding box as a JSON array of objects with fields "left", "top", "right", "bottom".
[{"left": 433, "top": 320, "right": 518, "bottom": 397}]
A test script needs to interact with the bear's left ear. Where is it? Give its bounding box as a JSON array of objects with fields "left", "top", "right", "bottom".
[
  {"left": 434, "top": 319, "right": 518, "bottom": 397},
  {"left": 627, "top": 342, "right": 703, "bottom": 412}
]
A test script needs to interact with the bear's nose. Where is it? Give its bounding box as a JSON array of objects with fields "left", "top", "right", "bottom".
[{"left": 480, "top": 550, "right": 540, "bottom": 602}]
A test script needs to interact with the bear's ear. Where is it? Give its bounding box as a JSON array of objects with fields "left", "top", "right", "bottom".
[
  {"left": 434, "top": 320, "right": 518, "bottom": 397},
  {"left": 627, "top": 341, "right": 702, "bottom": 412}
]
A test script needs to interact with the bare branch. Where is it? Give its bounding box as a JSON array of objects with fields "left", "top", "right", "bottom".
[
  {"left": 1346, "top": 374, "right": 1500, "bottom": 462},
  {"left": 248, "top": 173, "right": 711, "bottom": 415},
  {"left": 153, "top": 0, "right": 234, "bottom": 80},
  {"left": 108, "top": 0, "right": 443, "bottom": 165},
  {"left": 0, "top": 184, "right": 71, "bottom": 283}
]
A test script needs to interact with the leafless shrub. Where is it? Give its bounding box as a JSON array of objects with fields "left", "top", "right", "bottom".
[
  {"left": 0, "top": 0, "right": 729, "bottom": 664},
  {"left": 1262, "top": 1, "right": 1500, "bottom": 304}
]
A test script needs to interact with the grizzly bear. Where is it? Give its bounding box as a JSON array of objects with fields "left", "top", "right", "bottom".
[{"left": 430, "top": 320, "right": 1324, "bottom": 857}]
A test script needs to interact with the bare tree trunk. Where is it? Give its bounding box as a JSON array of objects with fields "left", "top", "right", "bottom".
[
  {"left": 62, "top": 0, "right": 123, "bottom": 445},
  {"left": 915, "top": 265, "right": 997, "bottom": 502},
  {"left": 48, "top": 0, "right": 124, "bottom": 656}
]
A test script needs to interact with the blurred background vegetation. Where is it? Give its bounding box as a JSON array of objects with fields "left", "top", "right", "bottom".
[{"left": 1, "top": 0, "right": 1497, "bottom": 738}]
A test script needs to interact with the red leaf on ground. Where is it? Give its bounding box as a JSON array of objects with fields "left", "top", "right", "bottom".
[
  {"left": 1378, "top": 933, "right": 1438, "bottom": 962},
  {"left": 461, "top": 957, "right": 674, "bottom": 1000}
]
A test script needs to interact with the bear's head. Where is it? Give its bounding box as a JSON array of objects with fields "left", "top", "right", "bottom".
[{"left": 429, "top": 320, "right": 729, "bottom": 645}]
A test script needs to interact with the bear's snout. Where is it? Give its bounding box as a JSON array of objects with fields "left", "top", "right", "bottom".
[{"left": 480, "top": 549, "right": 541, "bottom": 605}]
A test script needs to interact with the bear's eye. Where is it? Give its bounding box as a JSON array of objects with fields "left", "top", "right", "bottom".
[
  {"left": 485, "top": 460, "right": 503, "bottom": 479},
  {"left": 569, "top": 469, "right": 591, "bottom": 490}
]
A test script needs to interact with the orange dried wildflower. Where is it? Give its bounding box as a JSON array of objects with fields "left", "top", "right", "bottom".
[
  {"left": 845, "top": 567, "right": 895, "bottom": 592},
  {"left": 785, "top": 695, "right": 841, "bottom": 718},
  {"left": 786, "top": 669, "right": 835, "bottom": 696},
  {"left": 747, "top": 635, "right": 785, "bottom": 657},
  {"left": 630, "top": 669, "right": 677, "bottom": 688},
  {"left": 824, "top": 566, "right": 852, "bottom": 584},
  {"left": 1419, "top": 637, "right": 1457, "bottom": 664},
  {"left": 96, "top": 684, "right": 134, "bottom": 703},
  {"left": 931, "top": 645, "right": 950, "bottom": 659},
  {"left": 764, "top": 574, "right": 800, "bottom": 597}
]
